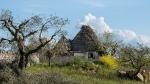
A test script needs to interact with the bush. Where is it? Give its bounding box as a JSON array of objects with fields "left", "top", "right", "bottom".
[
  {"left": 28, "top": 72, "right": 79, "bottom": 84},
  {"left": 96, "top": 66, "right": 118, "bottom": 79},
  {"left": 55, "top": 57, "right": 98, "bottom": 72},
  {"left": 0, "top": 66, "right": 15, "bottom": 84},
  {"left": 0, "top": 64, "right": 34, "bottom": 84},
  {"left": 0, "top": 65, "right": 79, "bottom": 84},
  {"left": 99, "top": 55, "right": 119, "bottom": 69}
]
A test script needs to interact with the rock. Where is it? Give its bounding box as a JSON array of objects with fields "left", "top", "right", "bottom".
[
  {"left": 117, "top": 70, "right": 128, "bottom": 79},
  {"left": 117, "top": 69, "right": 136, "bottom": 80},
  {"left": 137, "top": 73, "right": 144, "bottom": 81},
  {"left": 118, "top": 68, "right": 150, "bottom": 83},
  {"left": 137, "top": 68, "right": 150, "bottom": 83},
  {"left": 119, "top": 70, "right": 126, "bottom": 74}
]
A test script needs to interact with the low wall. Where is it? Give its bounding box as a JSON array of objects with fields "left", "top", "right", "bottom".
[
  {"left": 0, "top": 51, "right": 40, "bottom": 64},
  {"left": 0, "top": 51, "right": 16, "bottom": 63}
]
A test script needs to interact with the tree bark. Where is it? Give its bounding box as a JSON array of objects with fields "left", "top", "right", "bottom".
[
  {"left": 25, "top": 55, "right": 29, "bottom": 68},
  {"left": 48, "top": 56, "right": 51, "bottom": 67},
  {"left": 17, "top": 37, "right": 26, "bottom": 69},
  {"left": 18, "top": 55, "right": 25, "bottom": 70}
]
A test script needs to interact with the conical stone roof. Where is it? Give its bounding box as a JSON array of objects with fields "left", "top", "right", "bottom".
[
  {"left": 71, "top": 25, "right": 99, "bottom": 52},
  {"left": 53, "top": 35, "right": 71, "bottom": 56}
]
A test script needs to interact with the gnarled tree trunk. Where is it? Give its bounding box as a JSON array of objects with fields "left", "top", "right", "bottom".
[{"left": 18, "top": 55, "right": 26, "bottom": 70}]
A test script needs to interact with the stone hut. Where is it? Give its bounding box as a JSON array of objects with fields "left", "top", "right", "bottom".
[
  {"left": 71, "top": 25, "right": 99, "bottom": 59},
  {"left": 53, "top": 35, "right": 71, "bottom": 56},
  {"left": 55, "top": 25, "right": 99, "bottom": 59}
]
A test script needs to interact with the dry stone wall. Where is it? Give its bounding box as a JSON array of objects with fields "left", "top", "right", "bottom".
[
  {"left": 0, "top": 51, "right": 16, "bottom": 63},
  {"left": 0, "top": 51, "right": 40, "bottom": 64}
]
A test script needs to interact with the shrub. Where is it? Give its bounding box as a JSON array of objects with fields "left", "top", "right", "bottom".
[
  {"left": 64, "top": 57, "right": 99, "bottom": 72},
  {"left": 96, "top": 66, "right": 118, "bottom": 79},
  {"left": 82, "top": 61, "right": 99, "bottom": 72},
  {"left": 0, "top": 64, "right": 79, "bottom": 84},
  {"left": 0, "top": 65, "right": 30, "bottom": 84},
  {"left": 28, "top": 72, "right": 79, "bottom": 84},
  {"left": 99, "top": 55, "right": 119, "bottom": 69},
  {"left": 0, "top": 66, "right": 15, "bottom": 84}
]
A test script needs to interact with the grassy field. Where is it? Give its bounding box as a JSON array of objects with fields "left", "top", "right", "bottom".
[{"left": 26, "top": 64, "right": 143, "bottom": 84}]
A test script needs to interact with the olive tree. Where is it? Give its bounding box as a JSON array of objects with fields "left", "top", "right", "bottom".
[
  {"left": 0, "top": 10, "right": 69, "bottom": 69},
  {"left": 119, "top": 44, "right": 150, "bottom": 75},
  {"left": 99, "top": 32, "right": 122, "bottom": 56}
]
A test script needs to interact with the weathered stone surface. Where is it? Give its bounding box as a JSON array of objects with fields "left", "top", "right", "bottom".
[
  {"left": 71, "top": 25, "right": 99, "bottom": 52},
  {"left": 118, "top": 68, "right": 150, "bottom": 83},
  {"left": 0, "top": 51, "right": 16, "bottom": 63},
  {"left": 53, "top": 35, "right": 71, "bottom": 56},
  {"left": 137, "top": 68, "right": 150, "bottom": 83},
  {"left": 0, "top": 51, "right": 40, "bottom": 65},
  {"left": 30, "top": 53, "right": 40, "bottom": 64},
  {"left": 117, "top": 69, "right": 136, "bottom": 80},
  {"left": 137, "top": 73, "right": 144, "bottom": 81}
]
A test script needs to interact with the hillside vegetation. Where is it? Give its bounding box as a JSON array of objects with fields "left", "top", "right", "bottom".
[{"left": 25, "top": 57, "right": 143, "bottom": 84}]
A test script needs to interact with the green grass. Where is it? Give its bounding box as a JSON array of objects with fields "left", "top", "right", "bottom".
[{"left": 26, "top": 64, "right": 143, "bottom": 84}]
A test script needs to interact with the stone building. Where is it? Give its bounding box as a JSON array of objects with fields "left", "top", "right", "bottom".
[
  {"left": 55, "top": 25, "right": 100, "bottom": 59},
  {"left": 53, "top": 35, "right": 71, "bottom": 56},
  {"left": 0, "top": 51, "right": 40, "bottom": 65},
  {"left": 0, "top": 25, "right": 100, "bottom": 64},
  {"left": 0, "top": 51, "right": 16, "bottom": 63}
]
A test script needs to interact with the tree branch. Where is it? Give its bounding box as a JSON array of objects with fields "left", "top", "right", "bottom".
[
  {"left": 26, "top": 32, "right": 58, "bottom": 56},
  {"left": 39, "top": 21, "right": 51, "bottom": 43},
  {"left": 18, "top": 20, "right": 30, "bottom": 30},
  {"left": 24, "top": 30, "right": 38, "bottom": 39},
  {"left": 0, "top": 38, "right": 15, "bottom": 44},
  {"left": 0, "top": 20, "right": 15, "bottom": 36},
  {"left": 8, "top": 18, "right": 17, "bottom": 29}
]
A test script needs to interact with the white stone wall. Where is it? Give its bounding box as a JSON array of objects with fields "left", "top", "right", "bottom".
[
  {"left": 0, "top": 51, "right": 16, "bottom": 63},
  {"left": 30, "top": 53, "right": 40, "bottom": 64},
  {"left": 74, "top": 52, "right": 89, "bottom": 59},
  {"left": 0, "top": 51, "right": 40, "bottom": 64},
  {"left": 73, "top": 51, "right": 99, "bottom": 60}
]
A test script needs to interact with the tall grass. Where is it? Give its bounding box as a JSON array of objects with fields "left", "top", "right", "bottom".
[{"left": 26, "top": 64, "right": 143, "bottom": 84}]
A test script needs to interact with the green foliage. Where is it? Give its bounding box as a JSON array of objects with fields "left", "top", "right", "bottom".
[
  {"left": 27, "top": 72, "right": 78, "bottom": 84},
  {"left": 26, "top": 64, "right": 143, "bottom": 84},
  {"left": 100, "top": 55, "right": 119, "bottom": 69},
  {"left": 0, "top": 65, "right": 30, "bottom": 84},
  {"left": 0, "top": 65, "right": 78, "bottom": 84},
  {"left": 64, "top": 57, "right": 99, "bottom": 72},
  {"left": 96, "top": 65, "right": 118, "bottom": 79},
  {"left": 95, "top": 43, "right": 106, "bottom": 56},
  {"left": 119, "top": 44, "right": 150, "bottom": 70},
  {"left": 99, "top": 32, "right": 121, "bottom": 56},
  {"left": 0, "top": 66, "right": 15, "bottom": 84}
]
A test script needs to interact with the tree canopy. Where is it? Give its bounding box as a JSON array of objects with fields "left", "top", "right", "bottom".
[{"left": 0, "top": 10, "right": 69, "bottom": 69}]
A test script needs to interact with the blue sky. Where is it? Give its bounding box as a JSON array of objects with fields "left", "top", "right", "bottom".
[{"left": 0, "top": 0, "right": 150, "bottom": 45}]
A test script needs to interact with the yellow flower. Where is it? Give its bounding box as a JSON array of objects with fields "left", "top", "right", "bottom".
[{"left": 99, "top": 55, "right": 118, "bottom": 69}]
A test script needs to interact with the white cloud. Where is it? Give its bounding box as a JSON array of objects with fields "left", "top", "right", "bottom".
[
  {"left": 80, "top": 13, "right": 112, "bottom": 35},
  {"left": 80, "top": 13, "right": 96, "bottom": 25},
  {"left": 96, "top": 17, "right": 112, "bottom": 33},
  {"left": 138, "top": 35, "right": 150, "bottom": 46},
  {"left": 116, "top": 31, "right": 150, "bottom": 46},
  {"left": 80, "top": 13, "right": 150, "bottom": 46},
  {"left": 117, "top": 30, "right": 137, "bottom": 42}
]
